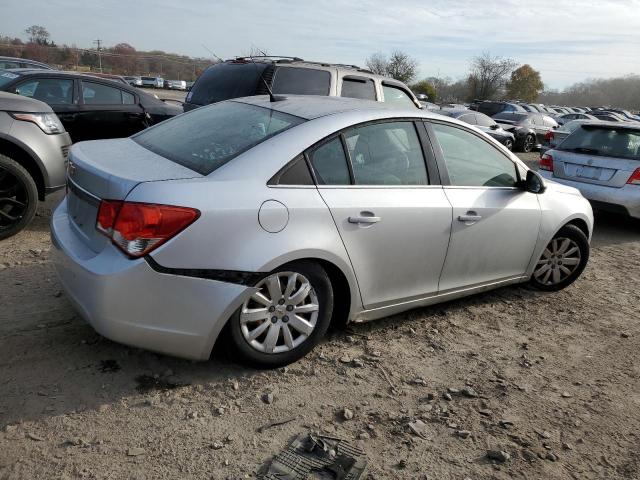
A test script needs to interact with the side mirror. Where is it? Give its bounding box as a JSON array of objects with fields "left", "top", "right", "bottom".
[
  {"left": 524, "top": 170, "right": 546, "bottom": 194},
  {"left": 490, "top": 123, "right": 499, "bottom": 130}
]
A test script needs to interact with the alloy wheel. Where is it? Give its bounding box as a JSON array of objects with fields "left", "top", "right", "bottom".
[
  {"left": 240, "top": 272, "right": 319, "bottom": 354},
  {"left": 533, "top": 237, "right": 582, "bottom": 286},
  {"left": 504, "top": 139, "right": 514, "bottom": 151},
  {"left": 523, "top": 135, "right": 534, "bottom": 152},
  {"left": 0, "top": 167, "right": 29, "bottom": 234}
]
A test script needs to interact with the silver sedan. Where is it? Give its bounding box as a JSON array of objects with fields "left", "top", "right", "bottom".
[{"left": 52, "top": 96, "right": 594, "bottom": 367}]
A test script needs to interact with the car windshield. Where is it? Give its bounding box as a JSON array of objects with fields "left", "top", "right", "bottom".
[
  {"left": 133, "top": 101, "right": 306, "bottom": 175},
  {"left": 559, "top": 126, "right": 640, "bottom": 160},
  {"left": 0, "top": 70, "right": 20, "bottom": 88}
]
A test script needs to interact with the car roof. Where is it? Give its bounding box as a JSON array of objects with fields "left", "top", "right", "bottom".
[
  {"left": 437, "top": 109, "right": 474, "bottom": 118},
  {"left": 233, "top": 95, "right": 427, "bottom": 121},
  {"left": 577, "top": 120, "right": 640, "bottom": 131}
]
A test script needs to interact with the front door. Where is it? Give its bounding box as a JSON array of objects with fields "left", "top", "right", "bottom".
[
  {"left": 428, "top": 121, "right": 541, "bottom": 292},
  {"left": 308, "top": 121, "right": 452, "bottom": 310}
]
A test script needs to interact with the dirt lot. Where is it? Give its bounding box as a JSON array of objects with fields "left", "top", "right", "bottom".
[{"left": 1, "top": 152, "right": 639, "bottom": 479}]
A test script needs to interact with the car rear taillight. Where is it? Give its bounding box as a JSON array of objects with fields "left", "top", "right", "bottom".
[
  {"left": 539, "top": 153, "right": 554, "bottom": 172},
  {"left": 627, "top": 168, "right": 640, "bottom": 185},
  {"left": 544, "top": 131, "right": 554, "bottom": 142},
  {"left": 96, "top": 201, "right": 200, "bottom": 258}
]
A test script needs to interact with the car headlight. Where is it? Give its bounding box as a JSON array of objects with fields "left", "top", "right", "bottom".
[{"left": 10, "top": 112, "right": 66, "bottom": 134}]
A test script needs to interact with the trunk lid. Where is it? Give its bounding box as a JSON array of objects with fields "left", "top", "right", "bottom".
[
  {"left": 551, "top": 149, "right": 639, "bottom": 187},
  {"left": 66, "top": 138, "right": 201, "bottom": 253}
]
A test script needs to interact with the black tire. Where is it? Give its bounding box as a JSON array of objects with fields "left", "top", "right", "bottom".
[
  {"left": 530, "top": 224, "right": 590, "bottom": 291},
  {"left": 521, "top": 134, "right": 535, "bottom": 153},
  {"left": 0, "top": 154, "right": 38, "bottom": 241},
  {"left": 227, "top": 261, "right": 334, "bottom": 368},
  {"left": 503, "top": 138, "right": 514, "bottom": 151}
]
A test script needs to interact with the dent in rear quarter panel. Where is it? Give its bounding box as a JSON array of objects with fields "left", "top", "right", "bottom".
[
  {"left": 126, "top": 176, "right": 363, "bottom": 317},
  {"left": 525, "top": 188, "right": 594, "bottom": 277}
]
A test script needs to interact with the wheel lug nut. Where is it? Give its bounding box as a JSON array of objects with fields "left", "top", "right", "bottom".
[
  {"left": 268, "top": 306, "right": 275, "bottom": 313},
  {"left": 271, "top": 316, "right": 277, "bottom": 323},
  {"left": 286, "top": 305, "right": 293, "bottom": 311},
  {"left": 278, "top": 299, "right": 285, "bottom": 305},
  {"left": 282, "top": 316, "right": 289, "bottom": 323}
]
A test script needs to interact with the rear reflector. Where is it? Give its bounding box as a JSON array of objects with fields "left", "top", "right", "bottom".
[
  {"left": 627, "top": 168, "right": 640, "bottom": 185},
  {"left": 96, "top": 201, "right": 200, "bottom": 258},
  {"left": 540, "top": 153, "right": 554, "bottom": 172}
]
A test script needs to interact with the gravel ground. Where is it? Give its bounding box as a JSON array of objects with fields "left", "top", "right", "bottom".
[{"left": 0, "top": 151, "right": 639, "bottom": 479}]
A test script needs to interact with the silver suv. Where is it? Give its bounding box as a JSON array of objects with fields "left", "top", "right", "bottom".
[
  {"left": 184, "top": 56, "right": 421, "bottom": 111},
  {"left": 0, "top": 91, "right": 71, "bottom": 239}
]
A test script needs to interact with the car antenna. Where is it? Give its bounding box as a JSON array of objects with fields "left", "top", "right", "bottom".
[{"left": 248, "top": 55, "right": 285, "bottom": 102}]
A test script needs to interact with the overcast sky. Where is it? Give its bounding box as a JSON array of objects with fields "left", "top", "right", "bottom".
[{"left": 2, "top": 0, "right": 640, "bottom": 89}]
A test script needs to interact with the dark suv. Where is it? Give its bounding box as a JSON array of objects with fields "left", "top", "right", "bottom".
[{"left": 184, "top": 56, "right": 421, "bottom": 111}]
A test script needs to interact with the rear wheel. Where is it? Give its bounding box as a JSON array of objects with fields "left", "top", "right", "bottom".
[
  {"left": 521, "top": 134, "right": 535, "bottom": 153},
  {"left": 228, "top": 261, "right": 333, "bottom": 368},
  {"left": 0, "top": 154, "right": 38, "bottom": 240},
  {"left": 530, "top": 224, "right": 589, "bottom": 291}
]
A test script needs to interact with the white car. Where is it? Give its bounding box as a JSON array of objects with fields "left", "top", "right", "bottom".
[{"left": 52, "top": 96, "right": 594, "bottom": 368}]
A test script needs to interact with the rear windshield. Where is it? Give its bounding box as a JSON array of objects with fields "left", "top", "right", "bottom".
[
  {"left": 272, "top": 67, "right": 331, "bottom": 96},
  {"left": 0, "top": 70, "right": 20, "bottom": 88},
  {"left": 188, "top": 62, "right": 268, "bottom": 106},
  {"left": 558, "top": 126, "right": 640, "bottom": 160},
  {"left": 133, "top": 101, "right": 305, "bottom": 175}
]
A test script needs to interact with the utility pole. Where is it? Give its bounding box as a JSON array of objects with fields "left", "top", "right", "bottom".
[{"left": 93, "top": 39, "right": 103, "bottom": 73}]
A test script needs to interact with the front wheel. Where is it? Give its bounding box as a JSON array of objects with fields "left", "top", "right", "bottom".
[
  {"left": 530, "top": 224, "right": 589, "bottom": 291},
  {"left": 503, "top": 138, "right": 514, "bottom": 151},
  {"left": 0, "top": 154, "right": 38, "bottom": 240},
  {"left": 228, "top": 261, "right": 333, "bottom": 368}
]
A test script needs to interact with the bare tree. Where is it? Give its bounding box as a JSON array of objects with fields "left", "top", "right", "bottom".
[
  {"left": 365, "top": 50, "right": 418, "bottom": 83},
  {"left": 365, "top": 52, "right": 388, "bottom": 75},
  {"left": 24, "top": 25, "right": 50, "bottom": 45},
  {"left": 467, "top": 52, "right": 518, "bottom": 100}
]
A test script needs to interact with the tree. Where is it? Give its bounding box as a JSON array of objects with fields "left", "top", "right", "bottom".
[
  {"left": 506, "top": 65, "right": 544, "bottom": 102},
  {"left": 25, "top": 25, "right": 50, "bottom": 45},
  {"left": 467, "top": 52, "right": 518, "bottom": 100},
  {"left": 365, "top": 50, "right": 418, "bottom": 83},
  {"left": 365, "top": 52, "right": 388, "bottom": 75},
  {"left": 411, "top": 79, "right": 437, "bottom": 101}
]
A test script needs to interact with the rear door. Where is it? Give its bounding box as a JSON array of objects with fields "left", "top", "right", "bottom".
[
  {"left": 76, "top": 80, "right": 145, "bottom": 141},
  {"left": 427, "top": 120, "right": 541, "bottom": 292},
  {"left": 310, "top": 120, "right": 452, "bottom": 309}
]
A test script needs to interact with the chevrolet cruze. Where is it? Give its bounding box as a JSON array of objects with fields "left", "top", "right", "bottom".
[{"left": 52, "top": 95, "right": 593, "bottom": 368}]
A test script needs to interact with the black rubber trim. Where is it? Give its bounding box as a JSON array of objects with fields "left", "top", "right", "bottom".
[{"left": 145, "top": 255, "right": 264, "bottom": 286}]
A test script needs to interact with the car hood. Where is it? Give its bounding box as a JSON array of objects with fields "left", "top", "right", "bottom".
[
  {"left": 0, "top": 91, "right": 53, "bottom": 113},
  {"left": 543, "top": 177, "right": 583, "bottom": 196}
]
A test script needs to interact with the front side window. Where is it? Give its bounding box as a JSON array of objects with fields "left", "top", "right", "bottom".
[
  {"left": 340, "top": 77, "right": 376, "bottom": 101},
  {"left": 82, "top": 81, "right": 128, "bottom": 105},
  {"left": 475, "top": 113, "right": 496, "bottom": 128},
  {"left": 458, "top": 114, "right": 477, "bottom": 125},
  {"left": 309, "top": 137, "right": 351, "bottom": 185},
  {"left": 344, "top": 122, "right": 428, "bottom": 185},
  {"left": 272, "top": 67, "right": 331, "bottom": 96},
  {"left": 16, "top": 78, "right": 73, "bottom": 104},
  {"left": 431, "top": 123, "right": 518, "bottom": 187},
  {"left": 134, "top": 101, "right": 305, "bottom": 175},
  {"left": 382, "top": 85, "right": 415, "bottom": 108}
]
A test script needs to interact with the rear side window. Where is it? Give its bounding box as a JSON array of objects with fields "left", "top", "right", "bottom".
[
  {"left": 82, "top": 81, "right": 131, "bottom": 105},
  {"left": 15, "top": 78, "right": 74, "bottom": 104},
  {"left": 134, "top": 101, "right": 305, "bottom": 175},
  {"left": 309, "top": 137, "right": 351, "bottom": 185},
  {"left": 340, "top": 77, "right": 376, "bottom": 100},
  {"left": 272, "top": 67, "right": 331, "bottom": 96},
  {"left": 344, "top": 122, "right": 428, "bottom": 185},
  {"left": 188, "top": 62, "right": 268, "bottom": 105},
  {"left": 382, "top": 85, "right": 415, "bottom": 108}
]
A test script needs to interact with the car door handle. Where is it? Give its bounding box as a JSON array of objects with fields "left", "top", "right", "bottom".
[
  {"left": 458, "top": 212, "right": 482, "bottom": 223},
  {"left": 348, "top": 212, "right": 381, "bottom": 225}
]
